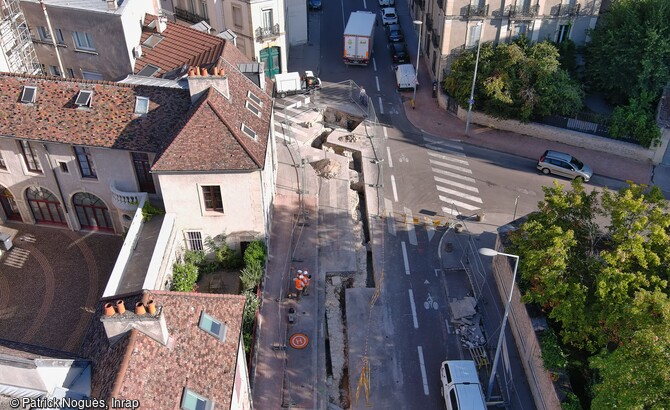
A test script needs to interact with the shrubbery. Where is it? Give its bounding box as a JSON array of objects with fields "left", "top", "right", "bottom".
[{"left": 170, "top": 261, "right": 199, "bottom": 292}]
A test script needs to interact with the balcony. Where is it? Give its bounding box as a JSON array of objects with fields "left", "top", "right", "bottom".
[
  {"left": 426, "top": 15, "right": 433, "bottom": 31},
  {"left": 111, "top": 181, "right": 148, "bottom": 213},
  {"left": 553, "top": 3, "right": 580, "bottom": 16},
  {"left": 255, "top": 24, "right": 280, "bottom": 42},
  {"left": 175, "top": 7, "right": 209, "bottom": 24},
  {"left": 507, "top": 4, "right": 539, "bottom": 18},
  {"left": 432, "top": 31, "right": 441, "bottom": 48},
  {"left": 467, "top": 4, "right": 489, "bottom": 17}
]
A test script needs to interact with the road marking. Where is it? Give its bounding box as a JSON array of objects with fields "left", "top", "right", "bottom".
[
  {"left": 434, "top": 176, "right": 479, "bottom": 192},
  {"left": 378, "top": 97, "right": 384, "bottom": 114},
  {"left": 445, "top": 318, "right": 452, "bottom": 334},
  {"left": 425, "top": 217, "right": 435, "bottom": 242},
  {"left": 375, "top": 76, "right": 380, "bottom": 92},
  {"left": 373, "top": 58, "right": 377, "bottom": 71},
  {"left": 385, "top": 198, "right": 396, "bottom": 235},
  {"left": 401, "top": 241, "right": 410, "bottom": 275},
  {"left": 424, "top": 143, "right": 466, "bottom": 156},
  {"left": 432, "top": 167, "right": 477, "bottom": 183},
  {"left": 442, "top": 206, "right": 459, "bottom": 216},
  {"left": 417, "top": 346, "right": 429, "bottom": 395},
  {"left": 423, "top": 135, "right": 463, "bottom": 149},
  {"left": 429, "top": 159, "right": 473, "bottom": 174},
  {"left": 434, "top": 268, "right": 440, "bottom": 277},
  {"left": 439, "top": 196, "right": 480, "bottom": 211},
  {"left": 427, "top": 150, "right": 470, "bottom": 165},
  {"left": 408, "top": 289, "right": 418, "bottom": 329},
  {"left": 383, "top": 127, "right": 388, "bottom": 139},
  {"left": 391, "top": 175, "right": 398, "bottom": 202},
  {"left": 436, "top": 186, "right": 483, "bottom": 203},
  {"left": 387, "top": 146, "right": 393, "bottom": 168},
  {"left": 403, "top": 207, "right": 418, "bottom": 245}
]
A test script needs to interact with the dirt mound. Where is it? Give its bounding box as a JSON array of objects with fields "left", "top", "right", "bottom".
[{"left": 311, "top": 158, "right": 341, "bottom": 179}]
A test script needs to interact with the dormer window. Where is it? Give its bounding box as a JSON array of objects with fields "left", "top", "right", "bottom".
[
  {"left": 135, "top": 97, "right": 150, "bottom": 114},
  {"left": 181, "top": 388, "right": 214, "bottom": 410},
  {"left": 198, "top": 312, "right": 227, "bottom": 341},
  {"left": 241, "top": 124, "right": 257, "bottom": 140},
  {"left": 21, "top": 86, "right": 37, "bottom": 103},
  {"left": 246, "top": 101, "right": 260, "bottom": 117},
  {"left": 75, "top": 90, "right": 93, "bottom": 107},
  {"left": 247, "top": 90, "right": 262, "bottom": 106},
  {"left": 143, "top": 34, "right": 164, "bottom": 49}
]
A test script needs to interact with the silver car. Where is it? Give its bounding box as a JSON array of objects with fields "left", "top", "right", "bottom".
[{"left": 537, "top": 150, "right": 593, "bottom": 182}]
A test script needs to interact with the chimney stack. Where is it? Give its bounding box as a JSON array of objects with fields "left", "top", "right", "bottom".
[
  {"left": 101, "top": 299, "right": 169, "bottom": 346},
  {"left": 157, "top": 16, "right": 167, "bottom": 33},
  {"left": 106, "top": 0, "right": 118, "bottom": 11}
]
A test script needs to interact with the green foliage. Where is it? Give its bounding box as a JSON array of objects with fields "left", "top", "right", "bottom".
[
  {"left": 183, "top": 250, "right": 206, "bottom": 267},
  {"left": 243, "top": 240, "right": 267, "bottom": 267},
  {"left": 170, "top": 261, "right": 199, "bottom": 292},
  {"left": 608, "top": 91, "right": 662, "bottom": 148},
  {"left": 561, "top": 392, "right": 583, "bottom": 410},
  {"left": 242, "top": 290, "right": 261, "bottom": 355},
  {"left": 557, "top": 39, "right": 578, "bottom": 76},
  {"left": 444, "top": 37, "right": 583, "bottom": 121},
  {"left": 540, "top": 328, "right": 568, "bottom": 370},
  {"left": 141, "top": 201, "right": 164, "bottom": 222},
  {"left": 206, "top": 235, "right": 243, "bottom": 269},
  {"left": 240, "top": 260, "right": 263, "bottom": 292}
]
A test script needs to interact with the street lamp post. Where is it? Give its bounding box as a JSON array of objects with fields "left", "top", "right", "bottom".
[
  {"left": 412, "top": 20, "right": 422, "bottom": 108},
  {"left": 465, "top": 21, "right": 484, "bottom": 135},
  {"left": 478, "top": 247, "right": 519, "bottom": 401}
]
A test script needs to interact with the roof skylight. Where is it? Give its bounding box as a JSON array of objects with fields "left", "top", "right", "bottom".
[
  {"left": 135, "top": 97, "right": 150, "bottom": 115},
  {"left": 20, "top": 86, "right": 37, "bottom": 103},
  {"left": 75, "top": 90, "right": 93, "bottom": 107},
  {"left": 241, "top": 124, "right": 257, "bottom": 140},
  {"left": 143, "top": 34, "right": 164, "bottom": 49}
]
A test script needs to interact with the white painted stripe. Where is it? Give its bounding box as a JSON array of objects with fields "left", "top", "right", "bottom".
[
  {"left": 439, "top": 195, "right": 480, "bottom": 211},
  {"left": 375, "top": 76, "right": 380, "bottom": 92},
  {"left": 373, "top": 58, "right": 377, "bottom": 71},
  {"left": 445, "top": 318, "right": 452, "bottom": 334},
  {"left": 432, "top": 168, "right": 477, "bottom": 183},
  {"left": 391, "top": 175, "right": 398, "bottom": 202},
  {"left": 401, "top": 241, "right": 410, "bottom": 275},
  {"left": 429, "top": 159, "right": 473, "bottom": 174},
  {"left": 436, "top": 186, "right": 483, "bottom": 203},
  {"left": 404, "top": 207, "right": 417, "bottom": 246},
  {"left": 378, "top": 97, "right": 384, "bottom": 114},
  {"left": 423, "top": 135, "right": 464, "bottom": 149},
  {"left": 434, "top": 268, "right": 440, "bottom": 277},
  {"left": 383, "top": 127, "right": 388, "bottom": 139},
  {"left": 434, "top": 176, "right": 479, "bottom": 192},
  {"left": 385, "top": 198, "right": 396, "bottom": 236},
  {"left": 387, "top": 146, "right": 393, "bottom": 168},
  {"left": 424, "top": 143, "right": 466, "bottom": 157},
  {"left": 427, "top": 150, "right": 470, "bottom": 165},
  {"left": 417, "top": 346, "right": 430, "bottom": 395},
  {"left": 408, "top": 289, "right": 418, "bottom": 329},
  {"left": 441, "top": 206, "right": 459, "bottom": 216}
]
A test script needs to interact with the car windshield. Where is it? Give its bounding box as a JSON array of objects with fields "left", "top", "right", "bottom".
[{"left": 570, "top": 157, "right": 584, "bottom": 169}]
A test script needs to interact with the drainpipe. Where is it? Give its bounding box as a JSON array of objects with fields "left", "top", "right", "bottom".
[
  {"left": 41, "top": 143, "right": 69, "bottom": 214},
  {"left": 40, "top": 0, "right": 66, "bottom": 78}
]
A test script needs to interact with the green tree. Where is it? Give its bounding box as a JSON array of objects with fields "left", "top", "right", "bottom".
[
  {"left": 608, "top": 91, "right": 662, "bottom": 148},
  {"left": 243, "top": 240, "right": 267, "bottom": 267},
  {"left": 170, "top": 262, "right": 199, "bottom": 292},
  {"left": 240, "top": 260, "right": 263, "bottom": 292}
]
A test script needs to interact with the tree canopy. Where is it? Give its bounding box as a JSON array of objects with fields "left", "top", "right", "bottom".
[{"left": 444, "top": 36, "right": 583, "bottom": 122}]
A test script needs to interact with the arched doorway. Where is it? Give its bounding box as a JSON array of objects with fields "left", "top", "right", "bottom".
[
  {"left": 26, "top": 187, "right": 66, "bottom": 226},
  {"left": 72, "top": 192, "right": 113, "bottom": 231},
  {"left": 0, "top": 186, "right": 21, "bottom": 221},
  {"left": 259, "top": 46, "right": 281, "bottom": 78}
]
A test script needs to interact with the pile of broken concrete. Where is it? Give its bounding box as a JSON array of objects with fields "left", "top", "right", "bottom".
[{"left": 449, "top": 296, "right": 487, "bottom": 348}]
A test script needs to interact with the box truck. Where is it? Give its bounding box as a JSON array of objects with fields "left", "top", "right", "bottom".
[
  {"left": 274, "top": 71, "right": 321, "bottom": 98},
  {"left": 395, "top": 64, "right": 417, "bottom": 91},
  {"left": 343, "top": 11, "right": 376, "bottom": 66}
]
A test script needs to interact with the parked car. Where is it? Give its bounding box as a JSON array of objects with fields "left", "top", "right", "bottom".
[
  {"left": 378, "top": 0, "right": 395, "bottom": 5},
  {"left": 440, "top": 361, "right": 487, "bottom": 410},
  {"left": 390, "top": 42, "right": 410, "bottom": 64},
  {"left": 308, "top": 0, "right": 322, "bottom": 9},
  {"left": 537, "top": 150, "right": 593, "bottom": 182},
  {"left": 381, "top": 7, "right": 398, "bottom": 25},
  {"left": 386, "top": 24, "right": 404, "bottom": 42}
]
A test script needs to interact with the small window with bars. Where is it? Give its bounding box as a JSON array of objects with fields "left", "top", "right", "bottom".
[{"left": 185, "top": 231, "right": 204, "bottom": 251}]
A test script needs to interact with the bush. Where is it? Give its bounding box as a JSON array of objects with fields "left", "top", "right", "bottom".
[
  {"left": 206, "top": 235, "right": 243, "bottom": 269},
  {"left": 244, "top": 240, "right": 267, "bottom": 267},
  {"left": 608, "top": 92, "right": 661, "bottom": 148},
  {"left": 240, "top": 260, "right": 263, "bottom": 291},
  {"left": 183, "top": 250, "right": 206, "bottom": 267},
  {"left": 242, "top": 290, "right": 260, "bottom": 355},
  {"left": 540, "top": 328, "right": 568, "bottom": 370},
  {"left": 170, "top": 262, "right": 198, "bottom": 292},
  {"left": 141, "top": 201, "right": 165, "bottom": 222}
]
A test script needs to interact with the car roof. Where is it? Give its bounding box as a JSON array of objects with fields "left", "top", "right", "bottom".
[
  {"left": 453, "top": 384, "right": 487, "bottom": 410},
  {"left": 388, "top": 24, "right": 401, "bottom": 30},
  {"left": 391, "top": 43, "right": 406, "bottom": 50},
  {"left": 382, "top": 7, "right": 396, "bottom": 13},
  {"left": 443, "top": 360, "right": 480, "bottom": 384},
  {"left": 544, "top": 150, "right": 573, "bottom": 161}
]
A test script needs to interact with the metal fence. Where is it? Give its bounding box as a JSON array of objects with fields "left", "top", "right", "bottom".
[{"left": 541, "top": 113, "right": 610, "bottom": 138}]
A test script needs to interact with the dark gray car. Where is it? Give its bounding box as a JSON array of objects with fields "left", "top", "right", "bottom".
[
  {"left": 386, "top": 24, "right": 403, "bottom": 42},
  {"left": 537, "top": 150, "right": 593, "bottom": 182}
]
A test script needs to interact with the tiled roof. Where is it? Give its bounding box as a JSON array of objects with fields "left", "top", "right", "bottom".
[
  {"left": 152, "top": 59, "right": 273, "bottom": 172},
  {"left": 79, "top": 291, "right": 246, "bottom": 409},
  {"left": 135, "top": 15, "right": 249, "bottom": 79},
  {"left": 0, "top": 339, "right": 82, "bottom": 361},
  {"left": 0, "top": 73, "right": 191, "bottom": 152}
]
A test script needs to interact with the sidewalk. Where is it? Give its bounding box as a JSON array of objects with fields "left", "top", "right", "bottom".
[{"left": 403, "top": 59, "right": 654, "bottom": 185}]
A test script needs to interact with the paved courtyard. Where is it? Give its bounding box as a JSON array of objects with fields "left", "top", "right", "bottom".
[{"left": 0, "top": 222, "right": 122, "bottom": 353}]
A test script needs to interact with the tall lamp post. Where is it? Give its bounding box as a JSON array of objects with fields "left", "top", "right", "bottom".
[
  {"left": 412, "top": 20, "right": 423, "bottom": 108},
  {"left": 465, "top": 20, "right": 484, "bottom": 134},
  {"left": 478, "top": 247, "right": 519, "bottom": 401}
]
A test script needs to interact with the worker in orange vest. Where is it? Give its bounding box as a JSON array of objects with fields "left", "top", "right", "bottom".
[
  {"left": 302, "top": 271, "right": 311, "bottom": 296},
  {"left": 294, "top": 275, "right": 305, "bottom": 300}
]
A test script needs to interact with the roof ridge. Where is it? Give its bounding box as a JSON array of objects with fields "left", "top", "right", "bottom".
[
  {"left": 0, "top": 71, "right": 180, "bottom": 91},
  {"left": 206, "top": 96, "right": 263, "bottom": 168}
]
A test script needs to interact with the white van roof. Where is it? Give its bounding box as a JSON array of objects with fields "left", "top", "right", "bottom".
[{"left": 440, "top": 361, "right": 486, "bottom": 410}]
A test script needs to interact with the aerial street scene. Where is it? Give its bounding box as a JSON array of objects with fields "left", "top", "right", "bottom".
[{"left": 0, "top": 0, "right": 669, "bottom": 408}]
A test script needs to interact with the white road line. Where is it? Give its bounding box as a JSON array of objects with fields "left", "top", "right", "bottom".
[
  {"left": 429, "top": 159, "right": 473, "bottom": 174},
  {"left": 378, "top": 97, "right": 384, "bottom": 114},
  {"left": 434, "top": 176, "right": 479, "bottom": 192},
  {"left": 373, "top": 58, "right": 377, "bottom": 71},
  {"left": 445, "top": 318, "right": 452, "bottom": 334},
  {"left": 404, "top": 207, "right": 418, "bottom": 245},
  {"left": 425, "top": 217, "right": 435, "bottom": 242},
  {"left": 401, "top": 241, "right": 410, "bottom": 275},
  {"left": 432, "top": 167, "right": 477, "bottom": 183},
  {"left": 385, "top": 198, "right": 396, "bottom": 235},
  {"left": 387, "top": 146, "right": 393, "bottom": 168},
  {"left": 375, "top": 76, "right": 380, "bottom": 92},
  {"left": 383, "top": 127, "right": 388, "bottom": 139},
  {"left": 434, "top": 269, "right": 440, "bottom": 277},
  {"left": 436, "top": 186, "right": 483, "bottom": 203},
  {"left": 439, "top": 195, "right": 480, "bottom": 211},
  {"left": 424, "top": 143, "right": 466, "bottom": 157},
  {"left": 423, "top": 135, "right": 463, "bottom": 150},
  {"left": 442, "top": 206, "right": 459, "bottom": 216},
  {"left": 417, "top": 346, "right": 430, "bottom": 395},
  {"left": 391, "top": 175, "right": 398, "bottom": 202},
  {"left": 427, "top": 150, "right": 470, "bottom": 165},
  {"left": 408, "top": 289, "right": 418, "bottom": 328}
]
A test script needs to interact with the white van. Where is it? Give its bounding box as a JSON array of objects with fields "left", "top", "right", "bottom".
[
  {"left": 395, "top": 64, "right": 417, "bottom": 91},
  {"left": 440, "top": 360, "right": 487, "bottom": 410}
]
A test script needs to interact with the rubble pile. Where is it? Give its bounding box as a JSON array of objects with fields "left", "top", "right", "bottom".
[
  {"left": 311, "top": 158, "right": 342, "bottom": 179},
  {"left": 449, "top": 297, "right": 487, "bottom": 348}
]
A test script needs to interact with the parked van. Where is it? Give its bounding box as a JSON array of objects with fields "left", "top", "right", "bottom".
[
  {"left": 440, "top": 360, "right": 486, "bottom": 410},
  {"left": 395, "top": 64, "right": 417, "bottom": 91}
]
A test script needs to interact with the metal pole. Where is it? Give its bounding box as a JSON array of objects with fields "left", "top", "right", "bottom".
[
  {"left": 465, "top": 21, "right": 484, "bottom": 135},
  {"left": 412, "top": 20, "right": 423, "bottom": 106},
  {"left": 487, "top": 253, "right": 519, "bottom": 400},
  {"left": 512, "top": 195, "right": 519, "bottom": 222}
]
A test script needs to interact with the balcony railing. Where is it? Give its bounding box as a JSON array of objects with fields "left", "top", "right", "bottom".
[
  {"left": 111, "top": 181, "right": 148, "bottom": 213},
  {"left": 175, "top": 7, "right": 209, "bottom": 24},
  {"left": 432, "top": 31, "right": 440, "bottom": 48},
  {"left": 467, "top": 4, "right": 489, "bottom": 17},
  {"left": 255, "top": 24, "right": 280, "bottom": 42},
  {"left": 554, "top": 3, "right": 580, "bottom": 16},
  {"left": 507, "top": 4, "right": 539, "bottom": 18},
  {"left": 426, "top": 15, "right": 433, "bottom": 31}
]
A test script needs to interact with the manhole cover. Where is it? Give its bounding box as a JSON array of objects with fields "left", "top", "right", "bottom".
[{"left": 289, "top": 333, "right": 309, "bottom": 349}]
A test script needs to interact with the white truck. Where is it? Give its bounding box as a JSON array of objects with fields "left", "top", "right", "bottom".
[
  {"left": 343, "top": 11, "right": 376, "bottom": 66},
  {"left": 395, "top": 64, "right": 417, "bottom": 91},
  {"left": 274, "top": 71, "right": 321, "bottom": 98}
]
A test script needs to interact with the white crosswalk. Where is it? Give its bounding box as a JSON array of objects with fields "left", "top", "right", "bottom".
[{"left": 423, "top": 136, "right": 482, "bottom": 217}]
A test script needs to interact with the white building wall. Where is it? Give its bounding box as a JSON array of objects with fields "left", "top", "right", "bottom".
[{"left": 120, "top": 0, "right": 161, "bottom": 70}]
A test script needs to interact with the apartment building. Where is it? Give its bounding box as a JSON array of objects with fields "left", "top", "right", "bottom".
[{"left": 411, "top": 0, "right": 603, "bottom": 83}]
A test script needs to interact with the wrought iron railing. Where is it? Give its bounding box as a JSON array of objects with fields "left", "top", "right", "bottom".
[
  {"left": 255, "top": 24, "right": 280, "bottom": 42},
  {"left": 507, "top": 4, "right": 539, "bottom": 17},
  {"left": 432, "top": 31, "right": 440, "bottom": 48},
  {"left": 426, "top": 15, "right": 433, "bottom": 31},
  {"left": 554, "top": 3, "right": 580, "bottom": 16},
  {"left": 175, "top": 7, "right": 209, "bottom": 24},
  {"left": 467, "top": 4, "right": 489, "bottom": 17}
]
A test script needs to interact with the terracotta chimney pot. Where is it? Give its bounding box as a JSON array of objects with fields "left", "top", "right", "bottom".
[
  {"left": 116, "top": 300, "right": 126, "bottom": 314},
  {"left": 147, "top": 300, "right": 156, "bottom": 315},
  {"left": 135, "top": 302, "right": 146, "bottom": 315},
  {"left": 188, "top": 67, "right": 195, "bottom": 77},
  {"left": 213, "top": 66, "right": 219, "bottom": 76},
  {"left": 195, "top": 66, "right": 201, "bottom": 76},
  {"left": 104, "top": 303, "right": 115, "bottom": 317},
  {"left": 202, "top": 67, "right": 209, "bottom": 76}
]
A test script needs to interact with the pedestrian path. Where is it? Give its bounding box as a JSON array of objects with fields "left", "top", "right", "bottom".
[{"left": 422, "top": 135, "right": 483, "bottom": 217}]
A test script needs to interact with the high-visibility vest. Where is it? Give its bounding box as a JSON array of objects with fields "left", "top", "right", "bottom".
[
  {"left": 302, "top": 276, "right": 310, "bottom": 287},
  {"left": 295, "top": 277, "right": 305, "bottom": 290}
]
